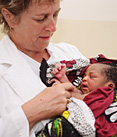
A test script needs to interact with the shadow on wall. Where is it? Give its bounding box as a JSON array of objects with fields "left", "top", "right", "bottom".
[
  {"left": 51, "top": 19, "right": 117, "bottom": 59},
  {"left": 0, "top": 21, "right": 117, "bottom": 59},
  {"left": 0, "top": 25, "right": 5, "bottom": 40}
]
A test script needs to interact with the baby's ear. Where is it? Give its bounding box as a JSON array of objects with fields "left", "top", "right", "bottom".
[{"left": 106, "top": 81, "right": 115, "bottom": 89}]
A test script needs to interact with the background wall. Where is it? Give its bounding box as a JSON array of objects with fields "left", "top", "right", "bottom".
[
  {"left": 51, "top": 0, "right": 117, "bottom": 58},
  {"left": 0, "top": 25, "right": 4, "bottom": 39},
  {"left": 0, "top": 0, "right": 117, "bottom": 59}
]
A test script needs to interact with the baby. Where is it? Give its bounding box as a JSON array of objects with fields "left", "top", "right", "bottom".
[
  {"left": 51, "top": 63, "right": 117, "bottom": 99},
  {"left": 37, "top": 62, "right": 117, "bottom": 137}
]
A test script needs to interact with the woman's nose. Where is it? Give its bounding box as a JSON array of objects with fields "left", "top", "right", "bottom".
[{"left": 45, "top": 18, "right": 56, "bottom": 32}]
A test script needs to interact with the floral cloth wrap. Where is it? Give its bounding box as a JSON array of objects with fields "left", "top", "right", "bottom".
[
  {"left": 40, "top": 54, "right": 117, "bottom": 89},
  {"left": 39, "top": 54, "right": 117, "bottom": 137}
]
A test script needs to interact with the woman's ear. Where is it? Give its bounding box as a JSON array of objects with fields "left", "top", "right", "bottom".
[
  {"left": 105, "top": 81, "right": 115, "bottom": 89},
  {"left": 1, "top": 8, "right": 15, "bottom": 28}
]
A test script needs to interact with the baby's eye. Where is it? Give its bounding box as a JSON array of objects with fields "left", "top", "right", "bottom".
[
  {"left": 83, "top": 74, "right": 86, "bottom": 77},
  {"left": 90, "top": 75, "right": 96, "bottom": 78}
]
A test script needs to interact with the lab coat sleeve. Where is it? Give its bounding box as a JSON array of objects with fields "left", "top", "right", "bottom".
[
  {"left": 0, "top": 107, "right": 29, "bottom": 137},
  {"left": 54, "top": 42, "right": 87, "bottom": 60},
  {"left": 65, "top": 43, "right": 87, "bottom": 60}
]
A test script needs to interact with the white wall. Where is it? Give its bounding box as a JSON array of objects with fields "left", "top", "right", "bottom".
[
  {"left": 51, "top": 0, "right": 117, "bottom": 59},
  {"left": 0, "top": 0, "right": 117, "bottom": 58},
  {"left": 59, "top": 0, "right": 117, "bottom": 21}
]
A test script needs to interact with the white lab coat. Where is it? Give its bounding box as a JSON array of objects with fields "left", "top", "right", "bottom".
[{"left": 0, "top": 35, "right": 87, "bottom": 137}]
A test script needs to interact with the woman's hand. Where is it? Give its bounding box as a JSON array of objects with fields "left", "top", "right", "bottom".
[{"left": 22, "top": 82, "right": 74, "bottom": 130}]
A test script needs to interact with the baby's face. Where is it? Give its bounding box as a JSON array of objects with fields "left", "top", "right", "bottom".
[{"left": 81, "top": 63, "right": 107, "bottom": 94}]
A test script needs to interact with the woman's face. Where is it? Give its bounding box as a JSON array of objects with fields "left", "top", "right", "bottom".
[{"left": 10, "top": 1, "right": 60, "bottom": 53}]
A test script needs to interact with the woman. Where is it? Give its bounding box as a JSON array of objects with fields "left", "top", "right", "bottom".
[{"left": 0, "top": 0, "right": 87, "bottom": 137}]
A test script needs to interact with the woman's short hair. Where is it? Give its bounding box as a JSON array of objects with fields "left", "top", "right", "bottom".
[{"left": 0, "top": 0, "right": 59, "bottom": 33}]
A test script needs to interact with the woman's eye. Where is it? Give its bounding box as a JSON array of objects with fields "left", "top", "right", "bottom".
[
  {"left": 36, "top": 16, "right": 47, "bottom": 22},
  {"left": 53, "top": 13, "right": 58, "bottom": 18},
  {"left": 36, "top": 18, "right": 45, "bottom": 22},
  {"left": 36, "top": 18, "right": 44, "bottom": 22}
]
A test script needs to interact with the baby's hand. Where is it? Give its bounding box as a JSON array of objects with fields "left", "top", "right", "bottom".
[{"left": 52, "top": 64, "right": 66, "bottom": 80}]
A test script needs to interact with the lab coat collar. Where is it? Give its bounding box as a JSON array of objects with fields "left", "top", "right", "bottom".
[{"left": 0, "top": 35, "right": 20, "bottom": 64}]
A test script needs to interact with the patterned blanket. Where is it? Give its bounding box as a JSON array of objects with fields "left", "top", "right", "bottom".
[{"left": 39, "top": 54, "right": 117, "bottom": 137}]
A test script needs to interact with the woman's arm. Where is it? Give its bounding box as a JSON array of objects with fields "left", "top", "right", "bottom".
[
  {"left": 22, "top": 83, "right": 74, "bottom": 130},
  {"left": 0, "top": 107, "right": 29, "bottom": 137}
]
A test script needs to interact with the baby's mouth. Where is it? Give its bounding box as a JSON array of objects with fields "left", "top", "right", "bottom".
[{"left": 81, "top": 83, "right": 88, "bottom": 90}]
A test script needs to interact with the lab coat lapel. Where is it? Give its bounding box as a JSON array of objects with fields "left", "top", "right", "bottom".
[
  {"left": 0, "top": 35, "right": 46, "bottom": 102},
  {"left": 2, "top": 56, "right": 46, "bottom": 102}
]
